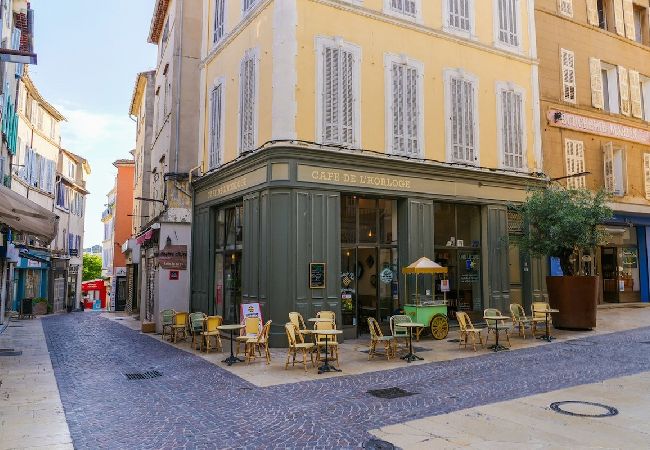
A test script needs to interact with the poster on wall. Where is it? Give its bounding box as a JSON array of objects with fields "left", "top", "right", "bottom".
[
  {"left": 157, "top": 244, "right": 188, "bottom": 270},
  {"left": 309, "top": 263, "right": 326, "bottom": 289},
  {"left": 240, "top": 302, "right": 264, "bottom": 333}
]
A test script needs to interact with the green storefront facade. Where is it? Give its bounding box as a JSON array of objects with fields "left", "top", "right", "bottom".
[{"left": 191, "top": 144, "right": 547, "bottom": 346}]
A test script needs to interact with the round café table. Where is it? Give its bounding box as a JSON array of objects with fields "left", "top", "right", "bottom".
[
  {"left": 484, "top": 315, "right": 510, "bottom": 352},
  {"left": 311, "top": 328, "right": 342, "bottom": 374},
  {"left": 399, "top": 322, "right": 425, "bottom": 362},
  {"left": 536, "top": 308, "right": 560, "bottom": 342},
  {"left": 218, "top": 324, "right": 245, "bottom": 366}
]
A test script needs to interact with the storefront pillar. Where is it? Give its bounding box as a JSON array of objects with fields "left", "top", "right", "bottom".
[
  {"left": 639, "top": 226, "right": 649, "bottom": 303},
  {"left": 486, "top": 205, "right": 510, "bottom": 312}
]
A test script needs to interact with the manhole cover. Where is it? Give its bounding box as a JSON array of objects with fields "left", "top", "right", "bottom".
[
  {"left": 367, "top": 387, "right": 415, "bottom": 399},
  {"left": 364, "top": 438, "right": 395, "bottom": 449},
  {"left": 8, "top": 325, "right": 24, "bottom": 328},
  {"left": 550, "top": 401, "right": 618, "bottom": 418},
  {"left": 0, "top": 350, "right": 22, "bottom": 356},
  {"left": 124, "top": 370, "right": 163, "bottom": 380}
]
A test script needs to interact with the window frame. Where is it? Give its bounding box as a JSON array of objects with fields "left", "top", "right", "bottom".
[
  {"left": 213, "top": 0, "right": 227, "bottom": 45},
  {"left": 383, "top": 0, "right": 423, "bottom": 24},
  {"left": 242, "top": 0, "right": 261, "bottom": 16},
  {"left": 384, "top": 53, "right": 425, "bottom": 158},
  {"left": 493, "top": 0, "right": 522, "bottom": 53},
  {"left": 564, "top": 139, "right": 586, "bottom": 189},
  {"left": 444, "top": 0, "right": 475, "bottom": 38},
  {"left": 444, "top": 68, "right": 480, "bottom": 166},
  {"left": 601, "top": 62, "right": 620, "bottom": 114},
  {"left": 496, "top": 82, "right": 527, "bottom": 171},
  {"left": 315, "top": 36, "right": 362, "bottom": 148},
  {"left": 560, "top": 48, "right": 577, "bottom": 104},
  {"left": 238, "top": 48, "right": 260, "bottom": 154}
]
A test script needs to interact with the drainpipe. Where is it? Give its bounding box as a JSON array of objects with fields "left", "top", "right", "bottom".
[{"left": 174, "top": 0, "right": 184, "bottom": 175}]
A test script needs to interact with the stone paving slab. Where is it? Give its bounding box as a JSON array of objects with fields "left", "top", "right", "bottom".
[{"left": 40, "top": 312, "right": 650, "bottom": 449}]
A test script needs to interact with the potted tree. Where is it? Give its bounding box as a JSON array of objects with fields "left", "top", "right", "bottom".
[{"left": 512, "top": 187, "right": 612, "bottom": 330}]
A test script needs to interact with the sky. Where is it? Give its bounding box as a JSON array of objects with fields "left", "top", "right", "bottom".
[{"left": 29, "top": 0, "right": 157, "bottom": 247}]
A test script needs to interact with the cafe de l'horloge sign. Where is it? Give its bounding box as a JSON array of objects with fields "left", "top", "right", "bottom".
[{"left": 547, "top": 109, "right": 650, "bottom": 145}]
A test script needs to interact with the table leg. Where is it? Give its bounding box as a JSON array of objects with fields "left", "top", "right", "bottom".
[
  {"left": 223, "top": 330, "right": 245, "bottom": 365},
  {"left": 488, "top": 321, "right": 509, "bottom": 352},
  {"left": 536, "top": 313, "right": 555, "bottom": 342},
  {"left": 400, "top": 327, "right": 423, "bottom": 362},
  {"left": 318, "top": 334, "right": 341, "bottom": 374}
]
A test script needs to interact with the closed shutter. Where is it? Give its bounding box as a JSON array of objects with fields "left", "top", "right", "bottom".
[
  {"left": 449, "top": 0, "right": 471, "bottom": 31},
  {"left": 644, "top": 154, "right": 650, "bottom": 200},
  {"left": 603, "top": 142, "right": 615, "bottom": 193},
  {"left": 239, "top": 54, "right": 256, "bottom": 152},
  {"left": 561, "top": 49, "right": 576, "bottom": 103},
  {"left": 391, "top": 0, "right": 417, "bottom": 16},
  {"left": 209, "top": 84, "right": 222, "bottom": 169},
  {"left": 391, "top": 62, "right": 419, "bottom": 155},
  {"left": 405, "top": 65, "right": 418, "bottom": 154},
  {"left": 213, "top": 0, "right": 225, "bottom": 43},
  {"left": 341, "top": 50, "right": 354, "bottom": 145},
  {"left": 618, "top": 66, "right": 631, "bottom": 116},
  {"left": 558, "top": 0, "right": 573, "bottom": 17},
  {"left": 497, "top": 0, "right": 519, "bottom": 46},
  {"left": 614, "top": 0, "right": 625, "bottom": 36},
  {"left": 392, "top": 63, "right": 404, "bottom": 152},
  {"left": 589, "top": 57, "right": 604, "bottom": 109},
  {"left": 450, "top": 75, "right": 476, "bottom": 163},
  {"left": 322, "top": 47, "right": 340, "bottom": 144},
  {"left": 500, "top": 89, "right": 524, "bottom": 169},
  {"left": 586, "top": 0, "right": 599, "bottom": 25},
  {"left": 629, "top": 69, "right": 643, "bottom": 118},
  {"left": 623, "top": 0, "right": 636, "bottom": 40},
  {"left": 564, "top": 139, "right": 586, "bottom": 189}
]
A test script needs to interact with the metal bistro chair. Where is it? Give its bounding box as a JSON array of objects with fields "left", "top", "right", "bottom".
[
  {"left": 170, "top": 312, "right": 190, "bottom": 343},
  {"left": 367, "top": 317, "right": 396, "bottom": 360},
  {"left": 484, "top": 308, "right": 511, "bottom": 348},
  {"left": 390, "top": 314, "right": 412, "bottom": 350},
  {"left": 201, "top": 315, "right": 223, "bottom": 353},
  {"left": 189, "top": 312, "right": 207, "bottom": 350},
  {"left": 236, "top": 316, "right": 261, "bottom": 357},
  {"left": 285, "top": 322, "right": 315, "bottom": 372},
  {"left": 160, "top": 308, "right": 176, "bottom": 341}
]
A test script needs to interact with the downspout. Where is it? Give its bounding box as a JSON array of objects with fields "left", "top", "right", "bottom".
[
  {"left": 527, "top": 0, "right": 542, "bottom": 173},
  {"left": 174, "top": 0, "right": 184, "bottom": 174}
]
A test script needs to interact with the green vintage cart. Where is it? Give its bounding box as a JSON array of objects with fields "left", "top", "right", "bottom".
[{"left": 402, "top": 257, "right": 449, "bottom": 341}]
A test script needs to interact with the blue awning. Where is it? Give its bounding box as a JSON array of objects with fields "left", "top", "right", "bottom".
[{"left": 612, "top": 214, "right": 650, "bottom": 227}]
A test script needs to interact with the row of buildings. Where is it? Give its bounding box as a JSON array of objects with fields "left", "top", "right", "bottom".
[
  {"left": 0, "top": 1, "right": 90, "bottom": 324},
  {"left": 112, "top": 0, "right": 650, "bottom": 345}
]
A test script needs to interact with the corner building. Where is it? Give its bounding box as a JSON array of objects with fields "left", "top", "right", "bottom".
[
  {"left": 537, "top": 0, "right": 650, "bottom": 303},
  {"left": 193, "top": 0, "right": 547, "bottom": 345}
]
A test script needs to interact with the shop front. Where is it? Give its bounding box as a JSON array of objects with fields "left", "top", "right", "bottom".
[
  {"left": 12, "top": 249, "right": 50, "bottom": 311},
  {"left": 191, "top": 145, "right": 545, "bottom": 346}
]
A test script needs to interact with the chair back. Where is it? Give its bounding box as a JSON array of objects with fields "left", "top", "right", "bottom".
[
  {"left": 390, "top": 314, "right": 411, "bottom": 338},
  {"left": 315, "top": 319, "right": 337, "bottom": 344},
  {"left": 205, "top": 315, "right": 222, "bottom": 332},
  {"left": 285, "top": 323, "right": 298, "bottom": 348},
  {"left": 288, "top": 312, "right": 306, "bottom": 331},
  {"left": 532, "top": 302, "right": 549, "bottom": 320},
  {"left": 456, "top": 311, "right": 468, "bottom": 332},
  {"left": 173, "top": 312, "right": 189, "bottom": 327},
  {"left": 367, "top": 317, "right": 383, "bottom": 340},
  {"left": 242, "top": 316, "right": 261, "bottom": 336},
  {"left": 510, "top": 304, "right": 526, "bottom": 321},
  {"left": 483, "top": 308, "right": 502, "bottom": 329},
  {"left": 317, "top": 310, "right": 336, "bottom": 324},
  {"left": 189, "top": 312, "right": 206, "bottom": 331},
  {"left": 161, "top": 309, "right": 176, "bottom": 325},
  {"left": 255, "top": 320, "right": 272, "bottom": 343}
]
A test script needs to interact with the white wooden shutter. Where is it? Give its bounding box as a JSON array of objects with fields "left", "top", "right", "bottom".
[
  {"left": 623, "top": 0, "right": 636, "bottom": 40},
  {"left": 341, "top": 49, "right": 354, "bottom": 145},
  {"left": 497, "top": 0, "right": 519, "bottom": 47},
  {"left": 644, "top": 154, "right": 650, "bottom": 200},
  {"left": 628, "top": 69, "right": 643, "bottom": 119},
  {"left": 209, "top": 84, "right": 222, "bottom": 169},
  {"left": 586, "top": 0, "right": 599, "bottom": 25},
  {"left": 603, "top": 142, "right": 615, "bottom": 193},
  {"left": 392, "top": 63, "right": 404, "bottom": 153},
  {"left": 614, "top": 0, "right": 625, "bottom": 36},
  {"left": 449, "top": 0, "right": 471, "bottom": 31},
  {"left": 239, "top": 54, "right": 256, "bottom": 152},
  {"left": 558, "top": 0, "right": 573, "bottom": 17},
  {"left": 590, "top": 57, "right": 604, "bottom": 109},
  {"left": 561, "top": 49, "right": 576, "bottom": 103},
  {"left": 501, "top": 89, "right": 524, "bottom": 170},
  {"left": 391, "top": 62, "right": 419, "bottom": 155},
  {"left": 450, "top": 76, "right": 476, "bottom": 163},
  {"left": 565, "top": 139, "right": 586, "bottom": 189},
  {"left": 213, "top": 0, "right": 225, "bottom": 43},
  {"left": 618, "top": 66, "right": 631, "bottom": 116},
  {"left": 322, "top": 47, "right": 339, "bottom": 144}
]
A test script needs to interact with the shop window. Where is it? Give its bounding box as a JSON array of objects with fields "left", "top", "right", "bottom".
[
  {"left": 359, "top": 198, "right": 378, "bottom": 244},
  {"left": 341, "top": 196, "right": 357, "bottom": 244}
]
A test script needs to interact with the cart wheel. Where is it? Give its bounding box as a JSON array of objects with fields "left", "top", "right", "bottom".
[{"left": 430, "top": 314, "right": 449, "bottom": 340}]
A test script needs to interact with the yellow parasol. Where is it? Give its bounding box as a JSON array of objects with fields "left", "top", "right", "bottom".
[{"left": 402, "top": 257, "right": 448, "bottom": 306}]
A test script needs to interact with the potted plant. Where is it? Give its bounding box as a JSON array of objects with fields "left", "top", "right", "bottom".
[
  {"left": 512, "top": 187, "right": 612, "bottom": 329},
  {"left": 32, "top": 297, "right": 49, "bottom": 315}
]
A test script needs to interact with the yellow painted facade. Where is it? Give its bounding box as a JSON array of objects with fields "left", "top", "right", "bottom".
[{"left": 199, "top": 0, "right": 540, "bottom": 176}]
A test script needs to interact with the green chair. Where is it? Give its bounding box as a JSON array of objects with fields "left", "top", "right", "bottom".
[
  {"left": 160, "top": 309, "right": 176, "bottom": 341},
  {"left": 189, "top": 312, "right": 207, "bottom": 350},
  {"left": 390, "top": 314, "right": 412, "bottom": 349}
]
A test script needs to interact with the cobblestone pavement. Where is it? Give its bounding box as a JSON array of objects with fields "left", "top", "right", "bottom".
[{"left": 42, "top": 312, "right": 650, "bottom": 449}]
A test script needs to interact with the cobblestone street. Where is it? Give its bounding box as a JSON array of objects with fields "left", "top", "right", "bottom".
[{"left": 38, "top": 312, "right": 650, "bottom": 449}]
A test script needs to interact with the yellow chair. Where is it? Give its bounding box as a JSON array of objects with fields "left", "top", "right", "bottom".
[
  {"left": 246, "top": 320, "right": 272, "bottom": 364},
  {"left": 532, "top": 302, "right": 551, "bottom": 321},
  {"left": 160, "top": 308, "right": 176, "bottom": 341},
  {"left": 170, "top": 312, "right": 189, "bottom": 343},
  {"left": 236, "top": 316, "right": 261, "bottom": 357},
  {"left": 510, "top": 304, "right": 544, "bottom": 338},
  {"left": 289, "top": 312, "right": 310, "bottom": 337},
  {"left": 484, "top": 308, "right": 511, "bottom": 348},
  {"left": 314, "top": 320, "right": 339, "bottom": 366},
  {"left": 367, "top": 317, "right": 396, "bottom": 360},
  {"left": 284, "top": 323, "right": 315, "bottom": 372},
  {"left": 456, "top": 311, "right": 483, "bottom": 351},
  {"left": 201, "top": 315, "right": 223, "bottom": 353},
  {"left": 317, "top": 310, "right": 336, "bottom": 326}
]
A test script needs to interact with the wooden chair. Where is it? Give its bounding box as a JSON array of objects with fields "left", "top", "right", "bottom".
[
  {"left": 284, "top": 323, "right": 315, "bottom": 371},
  {"left": 510, "top": 304, "right": 543, "bottom": 338},
  {"left": 236, "top": 316, "right": 261, "bottom": 357},
  {"left": 201, "top": 315, "right": 223, "bottom": 353},
  {"left": 189, "top": 312, "right": 207, "bottom": 350},
  {"left": 288, "top": 312, "right": 310, "bottom": 338},
  {"left": 389, "top": 314, "right": 411, "bottom": 349},
  {"left": 484, "top": 308, "right": 511, "bottom": 348},
  {"left": 367, "top": 317, "right": 396, "bottom": 360},
  {"left": 456, "top": 311, "right": 483, "bottom": 351},
  {"left": 170, "top": 312, "right": 189, "bottom": 343},
  {"left": 316, "top": 310, "right": 336, "bottom": 326},
  {"left": 246, "top": 320, "right": 272, "bottom": 364},
  {"left": 160, "top": 308, "right": 176, "bottom": 341},
  {"left": 532, "top": 302, "right": 551, "bottom": 321},
  {"left": 314, "top": 320, "right": 339, "bottom": 366}
]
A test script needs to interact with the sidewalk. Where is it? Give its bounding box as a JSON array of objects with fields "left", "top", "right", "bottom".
[{"left": 0, "top": 316, "right": 72, "bottom": 450}]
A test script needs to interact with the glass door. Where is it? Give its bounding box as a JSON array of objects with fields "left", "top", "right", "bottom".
[
  {"left": 601, "top": 247, "right": 618, "bottom": 302},
  {"left": 378, "top": 248, "right": 398, "bottom": 327}
]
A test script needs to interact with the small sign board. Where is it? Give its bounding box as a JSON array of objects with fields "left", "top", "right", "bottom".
[
  {"left": 169, "top": 270, "right": 179, "bottom": 280},
  {"left": 240, "top": 302, "right": 264, "bottom": 333},
  {"left": 309, "top": 262, "right": 326, "bottom": 289},
  {"left": 157, "top": 244, "right": 188, "bottom": 270}
]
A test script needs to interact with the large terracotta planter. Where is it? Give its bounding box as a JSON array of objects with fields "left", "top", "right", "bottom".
[{"left": 546, "top": 276, "right": 599, "bottom": 330}]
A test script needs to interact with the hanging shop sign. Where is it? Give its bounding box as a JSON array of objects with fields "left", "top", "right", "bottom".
[
  {"left": 309, "top": 262, "right": 326, "bottom": 289},
  {"left": 156, "top": 244, "right": 188, "bottom": 270},
  {"left": 379, "top": 267, "right": 394, "bottom": 284}
]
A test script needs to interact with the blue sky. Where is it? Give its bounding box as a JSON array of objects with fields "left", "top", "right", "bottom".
[{"left": 29, "top": 0, "right": 156, "bottom": 246}]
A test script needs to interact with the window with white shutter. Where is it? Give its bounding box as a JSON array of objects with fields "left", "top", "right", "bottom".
[
  {"left": 209, "top": 82, "right": 224, "bottom": 169},
  {"left": 558, "top": 0, "right": 573, "bottom": 17},
  {"left": 629, "top": 69, "right": 643, "bottom": 118},
  {"left": 388, "top": 60, "right": 421, "bottom": 156},
  {"left": 618, "top": 65, "right": 631, "bottom": 116},
  {"left": 603, "top": 142, "right": 626, "bottom": 196},
  {"left": 446, "top": 0, "right": 473, "bottom": 34},
  {"left": 446, "top": 70, "right": 478, "bottom": 164},
  {"left": 239, "top": 50, "right": 257, "bottom": 153},
  {"left": 242, "top": 0, "right": 260, "bottom": 14},
  {"left": 564, "top": 139, "right": 586, "bottom": 189},
  {"left": 601, "top": 62, "right": 620, "bottom": 113},
  {"left": 641, "top": 75, "right": 650, "bottom": 121},
  {"left": 387, "top": 0, "right": 418, "bottom": 18},
  {"left": 496, "top": 0, "right": 520, "bottom": 48},
  {"left": 213, "top": 0, "right": 225, "bottom": 44},
  {"left": 498, "top": 85, "right": 525, "bottom": 170},
  {"left": 561, "top": 49, "right": 576, "bottom": 103},
  {"left": 643, "top": 154, "right": 650, "bottom": 200},
  {"left": 590, "top": 57, "right": 604, "bottom": 109}
]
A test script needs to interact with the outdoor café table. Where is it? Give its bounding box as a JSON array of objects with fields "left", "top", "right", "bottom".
[
  {"left": 311, "top": 329, "right": 342, "bottom": 374},
  {"left": 399, "top": 322, "right": 425, "bottom": 362},
  {"left": 483, "top": 315, "right": 510, "bottom": 352},
  {"left": 536, "top": 308, "right": 560, "bottom": 342},
  {"left": 218, "top": 324, "right": 245, "bottom": 366}
]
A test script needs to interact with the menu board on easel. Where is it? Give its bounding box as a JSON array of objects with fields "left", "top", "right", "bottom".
[{"left": 310, "top": 263, "right": 326, "bottom": 289}]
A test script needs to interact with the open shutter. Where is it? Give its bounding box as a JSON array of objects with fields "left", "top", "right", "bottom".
[
  {"left": 565, "top": 140, "right": 586, "bottom": 189},
  {"left": 603, "top": 142, "right": 615, "bottom": 193},
  {"left": 586, "top": 0, "right": 599, "bottom": 25},
  {"left": 405, "top": 66, "right": 419, "bottom": 155},
  {"left": 629, "top": 69, "right": 643, "bottom": 118},
  {"left": 589, "top": 57, "right": 604, "bottom": 109},
  {"left": 341, "top": 49, "right": 354, "bottom": 145},
  {"left": 322, "top": 47, "right": 339, "bottom": 144},
  {"left": 618, "top": 66, "right": 631, "bottom": 116},
  {"left": 561, "top": 49, "right": 576, "bottom": 103},
  {"left": 644, "top": 154, "right": 650, "bottom": 200},
  {"left": 614, "top": 0, "right": 625, "bottom": 36},
  {"left": 392, "top": 63, "right": 404, "bottom": 153},
  {"left": 557, "top": 0, "right": 573, "bottom": 17},
  {"left": 623, "top": 0, "right": 636, "bottom": 40}
]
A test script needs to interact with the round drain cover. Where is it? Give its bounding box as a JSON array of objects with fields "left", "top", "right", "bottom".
[{"left": 550, "top": 401, "right": 618, "bottom": 418}]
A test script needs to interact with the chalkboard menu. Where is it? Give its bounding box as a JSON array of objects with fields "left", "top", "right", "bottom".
[{"left": 310, "top": 263, "right": 326, "bottom": 289}]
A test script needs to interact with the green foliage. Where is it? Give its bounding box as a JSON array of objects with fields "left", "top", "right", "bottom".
[
  {"left": 31, "top": 297, "right": 47, "bottom": 304},
  {"left": 511, "top": 187, "right": 612, "bottom": 276},
  {"left": 82, "top": 253, "right": 103, "bottom": 281}
]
